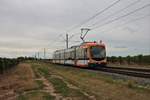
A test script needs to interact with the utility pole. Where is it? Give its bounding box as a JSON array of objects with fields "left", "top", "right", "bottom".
[
  {"left": 35, "top": 53, "right": 37, "bottom": 59},
  {"left": 44, "top": 48, "right": 46, "bottom": 59},
  {"left": 66, "top": 34, "right": 69, "bottom": 49},
  {"left": 37, "top": 52, "right": 39, "bottom": 59}
]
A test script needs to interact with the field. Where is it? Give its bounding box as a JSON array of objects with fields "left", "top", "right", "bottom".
[
  {"left": 0, "top": 58, "right": 19, "bottom": 74},
  {"left": 0, "top": 61, "right": 150, "bottom": 100}
]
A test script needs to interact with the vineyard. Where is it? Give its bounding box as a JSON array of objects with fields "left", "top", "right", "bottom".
[
  {"left": 107, "top": 55, "right": 150, "bottom": 65},
  {"left": 0, "top": 58, "right": 19, "bottom": 74}
]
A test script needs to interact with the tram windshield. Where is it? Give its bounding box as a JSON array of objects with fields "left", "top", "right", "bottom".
[{"left": 90, "top": 46, "right": 106, "bottom": 60}]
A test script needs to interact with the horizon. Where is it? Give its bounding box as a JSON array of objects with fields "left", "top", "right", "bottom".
[{"left": 0, "top": 0, "right": 150, "bottom": 58}]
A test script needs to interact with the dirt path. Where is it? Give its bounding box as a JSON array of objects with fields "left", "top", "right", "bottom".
[
  {"left": 0, "top": 62, "right": 94, "bottom": 100},
  {"left": 0, "top": 63, "right": 37, "bottom": 100},
  {"left": 34, "top": 76, "right": 63, "bottom": 100},
  {"left": 5, "top": 62, "right": 149, "bottom": 100},
  {"left": 31, "top": 62, "right": 95, "bottom": 100},
  {"left": 50, "top": 74, "right": 96, "bottom": 100}
]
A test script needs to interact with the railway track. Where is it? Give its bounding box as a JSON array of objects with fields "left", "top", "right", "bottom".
[
  {"left": 95, "top": 66, "right": 150, "bottom": 79},
  {"left": 47, "top": 61, "right": 150, "bottom": 79}
]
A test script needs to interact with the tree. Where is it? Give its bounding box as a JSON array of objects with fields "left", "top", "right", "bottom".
[
  {"left": 138, "top": 54, "right": 143, "bottom": 64},
  {"left": 118, "top": 56, "right": 123, "bottom": 64},
  {"left": 126, "top": 55, "right": 131, "bottom": 64}
]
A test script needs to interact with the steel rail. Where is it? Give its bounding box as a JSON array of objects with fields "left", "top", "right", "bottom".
[
  {"left": 95, "top": 67, "right": 150, "bottom": 78},
  {"left": 106, "top": 66, "right": 150, "bottom": 73},
  {"left": 47, "top": 61, "right": 150, "bottom": 78}
]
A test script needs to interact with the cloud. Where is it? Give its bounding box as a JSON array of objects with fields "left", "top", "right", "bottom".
[{"left": 0, "top": 0, "right": 150, "bottom": 58}]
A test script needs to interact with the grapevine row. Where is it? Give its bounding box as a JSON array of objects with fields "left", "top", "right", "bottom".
[{"left": 0, "top": 58, "right": 19, "bottom": 74}]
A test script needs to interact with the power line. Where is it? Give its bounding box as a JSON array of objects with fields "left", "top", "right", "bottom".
[
  {"left": 66, "top": 0, "right": 121, "bottom": 32},
  {"left": 48, "top": 0, "right": 121, "bottom": 47},
  {"left": 67, "top": 0, "right": 139, "bottom": 41},
  {"left": 47, "top": 33, "right": 66, "bottom": 48},
  {"left": 95, "top": 14, "right": 150, "bottom": 34},
  {"left": 68, "top": 3, "right": 150, "bottom": 41},
  {"left": 68, "top": 33, "right": 80, "bottom": 40},
  {"left": 47, "top": 1, "right": 149, "bottom": 51},
  {"left": 58, "top": 34, "right": 66, "bottom": 41},
  {"left": 91, "top": 0, "right": 141, "bottom": 27},
  {"left": 92, "top": 4, "right": 150, "bottom": 30}
]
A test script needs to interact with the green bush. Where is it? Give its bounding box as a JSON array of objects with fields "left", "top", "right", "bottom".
[
  {"left": 107, "top": 55, "right": 150, "bottom": 65},
  {"left": 0, "top": 57, "right": 19, "bottom": 74}
]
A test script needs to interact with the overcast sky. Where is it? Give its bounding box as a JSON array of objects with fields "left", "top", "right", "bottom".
[{"left": 0, "top": 0, "right": 150, "bottom": 58}]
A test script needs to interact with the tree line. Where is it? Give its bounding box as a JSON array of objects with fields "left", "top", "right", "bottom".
[
  {"left": 107, "top": 54, "right": 150, "bottom": 65},
  {"left": 0, "top": 54, "right": 149, "bottom": 74},
  {"left": 0, "top": 56, "right": 49, "bottom": 74},
  {"left": 0, "top": 58, "right": 20, "bottom": 74}
]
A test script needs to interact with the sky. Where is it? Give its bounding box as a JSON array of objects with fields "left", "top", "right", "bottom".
[{"left": 0, "top": 0, "right": 150, "bottom": 58}]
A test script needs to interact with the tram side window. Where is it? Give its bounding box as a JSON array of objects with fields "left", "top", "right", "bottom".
[
  {"left": 67, "top": 52, "right": 69, "bottom": 59},
  {"left": 76, "top": 48, "right": 87, "bottom": 59},
  {"left": 60, "top": 52, "right": 62, "bottom": 59},
  {"left": 82, "top": 48, "right": 88, "bottom": 59},
  {"left": 64, "top": 52, "right": 66, "bottom": 59},
  {"left": 81, "top": 49, "right": 84, "bottom": 59},
  {"left": 59, "top": 52, "right": 61, "bottom": 59},
  {"left": 57, "top": 53, "right": 59, "bottom": 59},
  {"left": 69, "top": 51, "right": 71, "bottom": 59},
  {"left": 63, "top": 52, "right": 64, "bottom": 59},
  {"left": 57, "top": 53, "right": 60, "bottom": 60},
  {"left": 64, "top": 52, "right": 67, "bottom": 59},
  {"left": 57, "top": 53, "right": 59, "bottom": 60},
  {"left": 84, "top": 49, "right": 88, "bottom": 59},
  {"left": 68, "top": 51, "right": 71, "bottom": 59},
  {"left": 53, "top": 54, "right": 55, "bottom": 59},
  {"left": 70, "top": 51, "right": 75, "bottom": 59},
  {"left": 55, "top": 54, "right": 57, "bottom": 59},
  {"left": 54, "top": 54, "right": 56, "bottom": 59},
  {"left": 65, "top": 51, "right": 70, "bottom": 60},
  {"left": 61, "top": 51, "right": 65, "bottom": 60},
  {"left": 76, "top": 48, "right": 81, "bottom": 59}
]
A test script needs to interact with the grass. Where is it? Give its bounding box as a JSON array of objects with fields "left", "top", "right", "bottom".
[
  {"left": 48, "top": 77, "right": 88, "bottom": 99},
  {"left": 51, "top": 63, "right": 150, "bottom": 90},
  {"left": 38, "top": 67, "right": 50, "bottom": 77},
  {"left": 12, "top": 64, "right": 39, "bottom": 93},
  {"left": 43, "top": 93, "right": 55, "bottom": 100},
  {"left": 31, "top": 65, "right": 41, "bottom": 78},
  {"left": 31, "top": 62, "right": 90, "bottom": 99},
  {"left": 125, "top": 80, "right": 150, "bottom": 92},
  {"left": 36, "top": 80, "right": 45, "bottom": 89},
  {"left": 28, "top": 61, "right": 150, "bottom": 100},
  {"left": 17, "top": 91, "right": 55, "bottom": 100},
  {"left": 48, "top": 77, "right": 68, "bottom": 96},
  {"left": 31, "top": 62, "right": 51, "bottom": 77},
  {"left": 16, "top": 63, "right": 56, "bottom": 100},
  {"left": 17, "top": 95, "right": 27, "bottom": 100}
]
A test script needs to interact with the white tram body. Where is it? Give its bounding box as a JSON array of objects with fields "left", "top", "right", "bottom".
[{"left": 52, "top": 42, "right": 107, "bottom": 67}]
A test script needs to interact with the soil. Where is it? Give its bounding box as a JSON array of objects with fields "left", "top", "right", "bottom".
[
  {"left": 1, "top": 62, "right": 150, "bottom": 100},
  {"left": 0, "top": 63, "right": 36, "bottom": 100}
]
